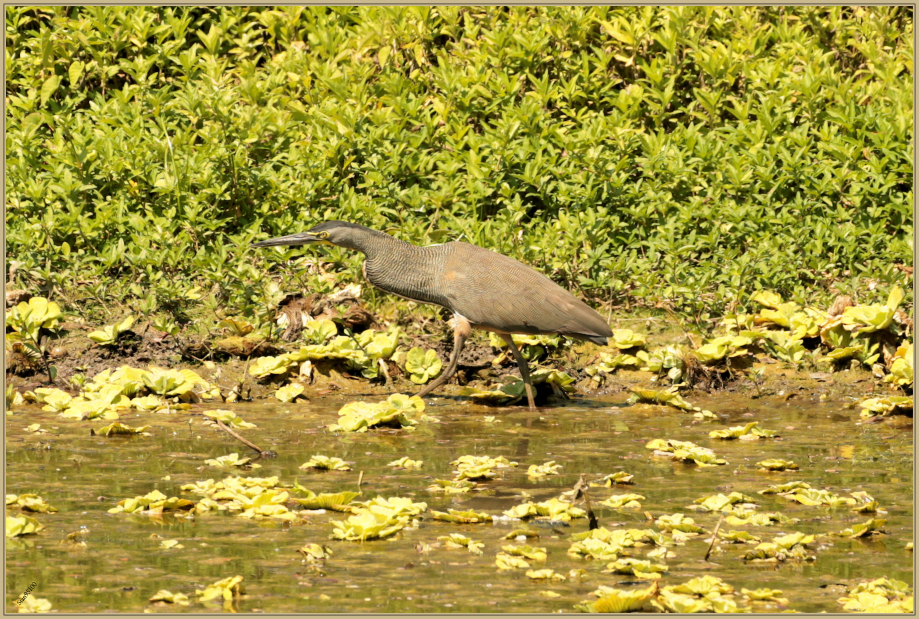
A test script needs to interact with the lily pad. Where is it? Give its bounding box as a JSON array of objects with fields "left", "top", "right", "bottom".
[
  {"left": 7, "top": 494, "right": 57, "bottom": 513},
  {"left": 883, "top": 343, "right": 914, "bottom": 388},
  {"left": 724, "top": 510, "right": 799, "bottom": 527},
  {"left": 88, "top": 315, "right": 135, "bottom": 345},
  {"left": 196, "top": 575, "right": 244, "bottom": 608},
  {"left": 834, "top": 518, "right": 887, "bottom": 538},
  {"left": 96, "top": 422, "right": 151, "bottom": 436},
  {"left": 440, "top": 533, "right": 484, "bottom": 555},
  {"left": 459, "top": 380, "right": 526, "bottom": 405},
  {"left": 249, "top": 355, "right": 296, "bottom": 379},
  {"left": 293, "top": 490, "right": 359, "bottom": 511},
  {"left": 709, "top": 421, "right": 776, "bottom": 440},
  {"left": 655, "top": 513, "right": 705, "bottom": 534},
  {"left": 591, "top": 471, "right": 635, "bottom": 486},
  {"left": 452, "top": 455, "right": 517, "bottom": 480},
  {"left": 586, "top": 352, "right": 643, "bottom": 377},
  {"left": 355, "top": 496, "right": 427, "bottom": 518},
  {"left": 718, "top": 530, "right": 762, "bottom": 544},
  {"left": 741, "top": 588, "right": 787, "bottom": 603},
  {"left": 297, "top": 543, "right": 333, "bottom": 562},
  {"left": 329, "top": 394, "right": 427, "bottom": 433},
  {"left": 387, "top": 457, "right": 423, "bottom": 470},
  {"left": 742, "top": 532, "right": 816, "bottom": 562},
  {"left": 503, "top": 498, "right": 585, "bottom": 522},
  {"left": 299, "top": 455, "right": 352, "bottom": 471},
  {"left": 837, "top": 578, "right": 913, "bottom": 613},
  {"left": 611, "top": 328, "right": 647, "bottom": 349},
  {"left": 759, "top": 481, "right": 811, "bottom": 494},
  {"left": 430, "top": 509, "right": 493, "bottom": 524},
  {"left": 330, "top": 509, "right": 409, "bottom": 541},
  {"left": 405, "top": 347, "right": 442, "bottom": 384},
  {"left": 646, "top": 438, "right": 726, "bottom": 466},
  {"left": 205, "top": 453, "right": 260, "bottom": 469},
  {"left": 17, "top": 597, "right": 53, "bottom": 613},
  {"left": 859, "top": 396, "right": 913, "bottom": 418},
  {"left": 526, "top": 568, "right": 566, "bottom": 581},
  {"left": 604, "top": 557, "right": 668, "bottom": 579},
  {"left": 495, "top": 552, "right": 530, "bottom": 570},
  {"left": 6, "top": 515, "right": 44, "bottom": 538},
  {"left": 527, "top": 461, "right": 562, "bottom": 478},
  {"left": 108, "top": 490, "right": 196, "bottom": 515},
  {"left": 757, "top": 459, "right": 799, "bottom": 471},
  {"left": 599, "top": 494, "right": 645, "bottom": 509},
  {"left": 426, "top": 479, "right": 477, "bottom": 494},
  {"left": 149, "top": 590, "right": 190, "bottom": 606},
  {"left": 629, "top": 388, "right": 714, "bottom": 417},
  {"left": 690, "top": 492, "right": 756, "bottom": 513},
  {"left": 779, "top": 488, "right": 856, "bottom": 507},
  {"left": 275, "top": 383, "right": 306, "bottom": 403},
  {"left": 501, "top": 544, "right": 547, "bottom": 561},
  {"left": 575, "top": 582, "right": 658, "bottom": 613},
  {"left": 693, "top": 335, "right": 752, "bottom": 364}
]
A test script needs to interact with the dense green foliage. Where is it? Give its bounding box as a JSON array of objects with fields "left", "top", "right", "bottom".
[{"left": 6, "top": 6, "right": 913, "bottom": 331}]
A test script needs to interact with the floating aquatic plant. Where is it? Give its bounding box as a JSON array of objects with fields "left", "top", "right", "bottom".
[
  {"left": 329, "top": 394, "right": 428, "bottom": 433},
  {"left": 574, "top": 582, "right": 658, "bottom": 613},
  {"left": 299, "top": 455, "right": 352, "bottom": 471},
  {"left": 599, "top": 493, "right": 645, "bottom": 509},
  {"left": 646, "top": 438, "right": 726, "bottom": 466}
]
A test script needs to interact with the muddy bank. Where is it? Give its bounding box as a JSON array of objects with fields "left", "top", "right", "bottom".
[{"left": 5, "top": 318, "right": 904, "bottom": 409}]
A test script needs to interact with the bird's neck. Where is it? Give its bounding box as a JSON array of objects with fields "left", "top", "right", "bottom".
[
  {"left": 341, "top": 228, "right": 416, "bottom": 260},
  {"left": 355, "top": 232, "right": 449, "bottom": 307}
]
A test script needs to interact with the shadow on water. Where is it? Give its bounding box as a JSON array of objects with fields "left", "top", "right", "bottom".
[{"left": 6, "top": 391, "right": 913, "bottom": 613}]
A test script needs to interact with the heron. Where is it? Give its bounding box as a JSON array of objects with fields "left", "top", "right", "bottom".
[{"left": 253, "top": 221, "right": 612, "bottom": 409}]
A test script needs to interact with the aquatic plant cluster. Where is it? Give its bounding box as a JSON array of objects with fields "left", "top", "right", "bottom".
[
  {"left": 6, "top": 344, "right": 913, "bottom": 612},
  {"left": 6, "top": 289, "right": 914, "bottom": 419},
  {"left": 9, "top": 433, "right": 912, "bottom": 613}
]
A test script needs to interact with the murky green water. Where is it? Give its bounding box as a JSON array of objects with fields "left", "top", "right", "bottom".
[{"left": 6, "top": 392, "right": 913, "bottom": 613}]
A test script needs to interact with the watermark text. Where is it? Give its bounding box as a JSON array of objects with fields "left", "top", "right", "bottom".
[{"left": 16, "top": 582, "right": 37, "bottom": 606}]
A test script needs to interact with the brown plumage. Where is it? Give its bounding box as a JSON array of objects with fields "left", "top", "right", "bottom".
[{"left": 253, "top": 221, "right": 612, "bottom": 409}]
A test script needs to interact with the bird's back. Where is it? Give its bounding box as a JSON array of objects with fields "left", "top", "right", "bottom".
[{"left": 363, "top": 239, "right": 611, "bottom": 343}]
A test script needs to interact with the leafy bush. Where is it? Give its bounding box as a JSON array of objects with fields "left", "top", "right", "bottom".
[{"left": 6, "top": 7, "right": 913, "bottom": 330}]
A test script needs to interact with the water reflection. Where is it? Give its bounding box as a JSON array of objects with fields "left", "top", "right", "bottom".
[{"left": 6, "top": 392, "right": 912, "bottom": 613}]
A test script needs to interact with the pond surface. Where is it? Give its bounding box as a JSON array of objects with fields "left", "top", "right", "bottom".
[{"left": 6, "top": 390, "right": 913, "bottom": 613}]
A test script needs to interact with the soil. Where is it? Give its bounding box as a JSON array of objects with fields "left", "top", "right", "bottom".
[{"left": 6, "top": 298, "right": 909, "bottom": 410}]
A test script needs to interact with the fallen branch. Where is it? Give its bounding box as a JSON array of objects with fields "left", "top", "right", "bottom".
[
  {"left": 215, "top": 419, "right": 276, "bottom": 458},
  {"left": 704, "top": 513, "right": 725, "bottom": 562}
]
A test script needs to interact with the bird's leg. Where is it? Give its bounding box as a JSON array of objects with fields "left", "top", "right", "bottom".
[
  {"left": 414, "top": 315, "right": 471, "bottom": 400},
  {"left": 500, "top": 334, "right": 536, "bottom": 410}
]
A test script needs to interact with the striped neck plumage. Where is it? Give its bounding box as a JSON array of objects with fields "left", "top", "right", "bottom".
[{"left": 338, "top": 227, "right": 415, "bottom": 261}]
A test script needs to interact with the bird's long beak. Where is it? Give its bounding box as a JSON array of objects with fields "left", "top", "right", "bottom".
[{"left": 252, "top": 232, "right": 327, "bottom": 248}]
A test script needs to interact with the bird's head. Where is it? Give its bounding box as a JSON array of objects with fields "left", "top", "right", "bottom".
[{"left": 252, "top": 220, "right": 369, "bottom": 249}]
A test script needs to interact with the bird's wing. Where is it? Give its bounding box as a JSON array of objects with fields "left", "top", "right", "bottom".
[{"left": 442, "top": 243, "right": 611, "bottom": 339}]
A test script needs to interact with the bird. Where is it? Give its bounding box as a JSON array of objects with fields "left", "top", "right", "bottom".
[{"left": 253, "top": 221, "right": 612, "bottom": 409}]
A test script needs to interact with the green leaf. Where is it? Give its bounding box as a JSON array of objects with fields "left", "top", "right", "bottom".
[
  {"left": 68, "top": 60, "right": 84, "bottom": 85},
  {"left": 40, "top": 74, "right": 61, "bottom": 106}
]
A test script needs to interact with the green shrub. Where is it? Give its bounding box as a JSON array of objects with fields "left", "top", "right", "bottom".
[{"left": 6, "top": 7, "right": 913, "bottom": 331}]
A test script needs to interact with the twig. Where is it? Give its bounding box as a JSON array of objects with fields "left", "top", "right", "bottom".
[
  {"left": 378, "top": 359, "right": 392, "bottom": 388},
  {"left": 704, "top": 513, "right": 725, "bottom": 562},
  {"left": 357, "top": 471, "right": 364, "bottom": 492},
  {"left": 344, "top": 327, "right": 367, "bottom": 355},
  {"left": 215, "top": 419, "right": 268, "bottom": 455},
  {"left": 572, "top": 475, "right": 599, "bottom": 531}
]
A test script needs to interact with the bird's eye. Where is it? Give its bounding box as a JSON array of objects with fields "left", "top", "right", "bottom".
[{"left": 318, "top": 231, "right": 330, "bottom": 239}]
